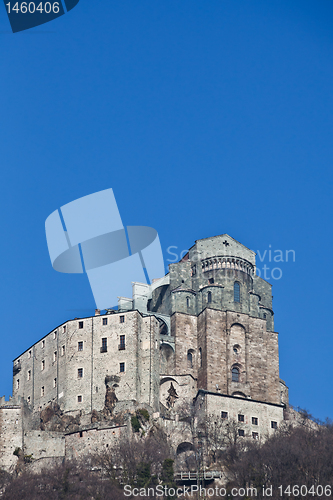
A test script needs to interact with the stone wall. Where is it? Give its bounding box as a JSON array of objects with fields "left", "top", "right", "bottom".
[{"left": 0, "top": 404, "right": 22, "bottom": 471}]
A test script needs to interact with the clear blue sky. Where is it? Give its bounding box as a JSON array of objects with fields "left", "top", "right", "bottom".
[{"left": 1, "top": 0, "right": 332, "bottom": 420}]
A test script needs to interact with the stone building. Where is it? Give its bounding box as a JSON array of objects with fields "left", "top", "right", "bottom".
[{"left": 2, "top": 234, "right": 291, "bottom": 471}]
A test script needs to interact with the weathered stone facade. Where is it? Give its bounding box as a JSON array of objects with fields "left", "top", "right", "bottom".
[{"left": 1, "top": 234, "right": 290, "bottom": 471}]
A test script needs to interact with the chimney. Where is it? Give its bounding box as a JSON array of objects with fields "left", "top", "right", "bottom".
[{"left": 95, "top": 309, "right": 101, "bottom": 316}]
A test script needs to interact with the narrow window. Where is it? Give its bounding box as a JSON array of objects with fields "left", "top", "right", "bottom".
[
  {"left": 53, "top": 378, "right": 57, "bottom": 388},
  {"left": 252, "top": 417, "right": 258, "bottom": 425},
  {"left": 78, "top": 368, "right": 83, "bottom": 378},
  {"left": 27, "top": 396, "right": 31, "bottom": 404},
  {"left": 41, "top": 386, "right": 44, "bottom": 396},
  {"left": 263, "top": 313, "right": 267, "bottom": 319},
  {"left": 119, "top": 335, "right": 125, "bottom": 350},
  {"left": 54, "top": 331, "right": 57, "bottom": 339},
  {"left": 28, "top": 350, "right": 31, "bottom": 359},
  {"left": 187, "top": 351, "right": 193, "bottom": 369},
  {"left": 221, "top": 411, "right": 228, "bottom": 419},
  {"left": 120, "top": 362, "right": 125, "bottom": 373},
  {"left": 27, "top": 370, "right": 31, "bottom": 381},
  {"left": 238, "top": 429, "right": 245, "bottom": 437},
  {"left": 208, "top": 278, "right": 214, "bottom": 284},
  {"left": 79, "top": 431, "right": 83, "bottom": 437},
  {"left": 102, "top": 317, "right": 108, "bottom": 326},
  {"left": 252, "top": 432, "right": 259, "bottom": 440},
  {"left": 96, "top": 387, "right": 98, "bottom": 393},
  {"left": 199, "top": 347, "right": 202, "bottom": 368},
  {"left": 271, "top": 421, "right": 278, "bottom": 429},
  {"left": 42, "top": 340, "right": 45, "bottom": 349},
  {"left": 234, "top": 282, "right": 240, "bottom": 302},
  {"left": 238, "top": 414, "right": 244, "bottom": 422},
  {"left": 78, "top": 321, "right": 83, "bottom": 329},
  {"left": 101, "top": 338, "right": 107, "bottom": 352},
  {"left": 120, "top": 315, "right": 125, "bottom": 323},
  {"left": 207, "top": 291, "right": 212, "bottom": 303},
  {"left": 63, "top": 325, "right": 66, "bottom": 332},
  {"left": 54, "top": 351, "right": 57, "bottom": 362},
  {"left": 78, "top": 341, "right": 83, "bottom": 352},
  {"left": 41, "top": 360, "right": 45, "bottom": 371},
  {"left": 17, "top": 379, "right": 19, "bottom": 389},
  {"left": 186, "top": 297, "right": 190, "bottom": 308},
  {"left": 62, "top": 345, "right": 65, "bottom": 356},
  {"left": 232, "top": 366, "right": 239, "bottom": 382},
  {"left": 78, "top": 395, "right": 82, "bottom": 403}
]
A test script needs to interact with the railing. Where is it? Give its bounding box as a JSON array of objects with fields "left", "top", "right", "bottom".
[{"left": 174, "top": 471, "right": 222, "bottom": 481}]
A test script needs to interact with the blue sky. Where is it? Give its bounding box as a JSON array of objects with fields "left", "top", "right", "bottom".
[{"left": 1, "top": 0, "right": 332, "bottom": 420}]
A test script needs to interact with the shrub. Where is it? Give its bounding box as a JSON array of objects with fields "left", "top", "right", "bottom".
[
  {"left": 131, "top": 415, "right": 141, "bottom": 433},
  {"left": 138, "top": 408, "right": 150, "bottom": 421}
]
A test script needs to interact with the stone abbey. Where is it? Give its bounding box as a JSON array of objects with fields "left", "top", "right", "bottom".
[{"left": 1, "top": 234, "right": 292, "bottom": 471}]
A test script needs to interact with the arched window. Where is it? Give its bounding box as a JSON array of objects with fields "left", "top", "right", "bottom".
[
  {"left": 232, "top": 366, "right": 240, "bottom": 382},
  {"left": 199, "top": 347, "right": 202, "bottom": 368},
  {"left": 187, "top": 350, "right": 193, "bottom": 369},
  {"left": 207, "top": 291, "right": 212, "bottom": 303},
  {"left": 234, "top": 282, "right": 240, "bottom": 302}
]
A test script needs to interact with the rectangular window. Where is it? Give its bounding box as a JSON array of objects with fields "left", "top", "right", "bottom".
[
  {"left": 238, "top": 429, "right": 244, "bottom": 437},
  {"left": 27, "top": 370, "right": 31, "bottom": 381},
  {"left": 78, "top": 395, "right": 82, "bottom": 403},
  {"left": 208, "top": 278, "right": 214, "bottom": 284},
  {"left": 54, "top": 331, "right": 57, "bottom": 339},
  {"left": 41, "top": 360, "right": 45, "bottom": 371},
  {"left": 252, "top": 432, "right": 259, "bottom": 440},
  {"left": 252, "top": 417, "right": 258, "bottom": 425},
  {"left": 238, "top": 414, "right": 244, "bottom": 422},
  {"left": 221, "top": 411, "right": 228, "bottom": 419},
  {"left": 63, "top": 325, "right": 66, "bottom": 332},
  {"left": 101, "top": 338, "right": 107, "bottom": 352},
  {"left": 62, "top": 345, "right": 65, "bottom": 356},
  {"left": 17, "top": 379, "right": 19, "bottom": 389},
  {"left": 271, "top": 421, "right": 278, "bottom": 429},
  {"left": 78, "top": 341, "right": 83, "bottom": 352},
  {"left": 54, "top": 351, "right": 57, "bottom": 362},
  {"left": 41, "top": 386, "right": 44, "bottom": 396},
  {"left": 120, "top": 362, "right": 125, "bottom": 373},
  {"left": 78, "top": 368, "right": 83, "bottom": 378},
  {"left": 120, "top": 315, "right": 125, "bottom": 323},
  {"left": 79, "top": 321, "right": 83, "bottom": 329},
  {"left": 53, "top": 378, "right": 57, "bottom": 388},
  {"left": 119, "top": 335, "right": 125, "bottom": 350},
  {"left": 102, "top": 318, "right": 108, "bottom": 326}
]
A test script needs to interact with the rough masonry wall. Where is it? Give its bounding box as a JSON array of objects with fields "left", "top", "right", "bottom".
[{"left": 0, "top": 405, "right": 22, "bottom": 471}]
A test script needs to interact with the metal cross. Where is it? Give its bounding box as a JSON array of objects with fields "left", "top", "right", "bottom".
[{"left": 223, "top": 240, "right": 229, "bottom": 246}]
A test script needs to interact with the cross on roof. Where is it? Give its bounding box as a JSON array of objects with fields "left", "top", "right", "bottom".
[{"left": 223, "top": 240, "right": 229, "bottom": 246}]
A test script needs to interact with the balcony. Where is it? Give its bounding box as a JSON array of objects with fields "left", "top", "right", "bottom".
[
  {"left": 118, "top": 344, "right": 126, "bottom": 351},
  {"left": 100, "top": 346, "right": 107, "bottom": 353}
]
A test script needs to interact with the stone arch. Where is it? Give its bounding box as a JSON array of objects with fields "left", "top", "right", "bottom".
[
  {"left": 160, "top": 376, "right": 178, "bottom": 386},
  {"left": 176, "top": 442, "right": 194, "bottom": 455},
  {"left": 160, "top": 343, "right": 175, "bottom": 374},
  {"left": 232, "top": 391, "right": 247, "bottom": 398}
]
